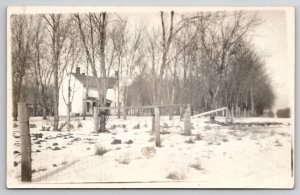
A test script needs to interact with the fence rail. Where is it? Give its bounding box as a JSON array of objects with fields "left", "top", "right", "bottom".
[
  {"left": 94, "top": 104, "right": 191, "bottom": 146},
  {"left": 96, "top": 104, "right": 187, "bottom": 110}
]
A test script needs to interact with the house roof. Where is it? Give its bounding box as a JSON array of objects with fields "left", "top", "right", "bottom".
[
  {"left": 84, "top": 97, "right": 112, "bottom": 103},
  {"left": 71, "top": 73, "right": 118, "bottom": 89}
]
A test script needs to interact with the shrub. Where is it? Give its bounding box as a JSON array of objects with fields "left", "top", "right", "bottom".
[
  {"left": 117, "top": 154, "right": 131, "bottom": 165},
  {"left": 110, "top": 124, "right": 117, "bottom": 130},
  {"left": 275, "top": 139, "right": 283, "bottom": 147},
  {"left": 266, "top": 110, "right": 275, "bottom": 117},
  {"left": 69, "top": 123, "right": 74, "bottom": 129},
  {"left": 133, "top": 123, "right": 140, "bottom": 129},
  {"left": 161, "top": 130, "right": 170, "bottom": 135},
  {"left": 52, "top": 147, "right": 61, "bottom": 151},
  {"left": 166, "top": 171, "right": 186, "bottom": 180},
  {"left": 125, "top": 139, "right": 133, "bottom": 144},
  {"left": 111, "top": 139, "right": 122, "bottom": 145},
  {"left": 185, "top": 138, "right": 195, "bottom": 144},
  {"left": 95, "top": 145, "right": 109, "bottom": 156},
  {"left": 190, "top": 160, "right": 204, "bottom": 170},
  {"left": 29, "top": 124, "right": 37, "bottom": 128},
  {"left": 163, "top": 122, "right": 169, "bottom": 128},
  {"left": 276, "top": 108, "right": 290, "bottom": 118},
  {"left": 59, "top": 122, "right": 67, "bottom": 130},
  {"left": 195, "top": 134, "right": 203, "bottom": 141},
  {"left": 222, "top": 137, "right": 229, "bottom": 142}
]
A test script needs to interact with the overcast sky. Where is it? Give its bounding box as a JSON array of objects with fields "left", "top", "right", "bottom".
[{"left": 252, "top": 10, "right": 293, "bottom": 111}]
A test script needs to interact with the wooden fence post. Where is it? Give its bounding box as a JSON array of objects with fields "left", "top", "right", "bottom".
[
  {"left": 94, "top": 107, "right": 98, "bottom": 133},
  {"left": 123, "top": 107, "right": 127, "bottom": 120},
  {"left": 180, "top": 106, "right": 183, "bottom": 121},
  {"left": 18, "top": 102, "right": 32, "bottom": 182},
  {"left": 154, "top": 107, "right": 160, "bottom": 147},
  {"left": 184, "top": 104, "right": 191, "bottom": 136},
  {"left": 152, "top": 113, "right": 155, "bottom": 133},
  {"left": 226, "top": 108, "right": 229, "bottom": 123}
]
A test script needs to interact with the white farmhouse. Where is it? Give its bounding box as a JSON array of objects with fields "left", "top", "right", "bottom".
[{"left": 59, "top": 67, "right": 121, "bottom": 116}]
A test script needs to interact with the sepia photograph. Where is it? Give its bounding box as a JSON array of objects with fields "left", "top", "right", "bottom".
[{"left": 6, "top": 6, "right": 295, "bottom": 188}]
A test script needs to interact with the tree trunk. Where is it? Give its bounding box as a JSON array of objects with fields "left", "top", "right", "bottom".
[
  {"left": 100, "top": 114, "right": 106, "bottom": 132},
  {"left": 67, "top": 103, "right": 71, "bottom": 131},
  {"left": 169, "top": 87, "right": 175, "bottom": 120},
  {"left": 250, "top": 86, "right": 255, "bottom": 116},
  {"left": 123, "top": 86, "right": 127, "bottom": 120},
  {"left": 18, "top": 103, "right": 32, "bottom": 182},
  {"left": 13, "top": 86, "right": 21, "bottom": 121},
  {"left": 53, "top": 63, "right": 59, "bottom": 131},
  {"left": 41, "top": 87, "right": 47, "bottom": 120},
  {"left": 82, "top": 99, "right": 87, "bottom": 120},
  {"left": 98, "top": 13, "right": 107, "bottom": 133},
  {"left": 13, "top": 98, "right": 18, "bottom": 121},
  {"left": 42, "top": 106, "right": 47, "bottom": 120}
]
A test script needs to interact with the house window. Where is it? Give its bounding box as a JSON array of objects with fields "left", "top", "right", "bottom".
[{"left": 87, "top": 102, "right": 90, "bottom": 113}]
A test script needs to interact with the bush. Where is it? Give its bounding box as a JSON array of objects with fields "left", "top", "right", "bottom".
[
  {"left": 111, "top": 139, "right": 122, "bottom": 145},
  {"left": 190, "top": 160, "right": 204, "bottom": 170},
  {"left": 125, "top": 139, "right": 133, "bottom": 144},
  {"left": 166, "top": 171, "right": 186, "bottom": 180},
  {"left": 133, "top": 123, "right": 140, "bottom": 129},
  {"left": 95, "top": 145, "right": 109, "bottom": 156},
  {"left": 266, "top": 110, "right": 275, "bottom": 117},
  {"left": 185, "top": 138, "right": 195, "bottom": 144},
  {"left": 275, "top": 139, "right": 283, "bottom": 147},
  {"left": 161, "top": 130, "right": 170, "bottom": 135},
  {"left": 195, "top": 134, "right": 203, "bottom": 141},
  {"left": 29, "top": 124, "right": 37, "bottom": 128},
  {"left": 222, "top": 137, "right": 229, "bottom": 142},
  {"left": 276, "top": 108, "right": 290, "bottom": 118},
  {"left": 117, "top": 154, "right": 130, "bottom": 165},
  {"left": 163, "top": 122, "right": 169, "bottom": 128}
]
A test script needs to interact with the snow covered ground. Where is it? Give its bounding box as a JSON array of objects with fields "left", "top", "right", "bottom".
[{"left": 9, "top": 115, "right": 294, "bottom": 188}]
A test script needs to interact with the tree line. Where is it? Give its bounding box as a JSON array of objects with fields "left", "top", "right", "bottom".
[{"left": 10, "top": 10, "right": 275, "bottom": 131}]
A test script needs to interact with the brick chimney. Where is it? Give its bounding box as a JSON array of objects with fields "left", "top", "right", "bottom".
[{"left": 76, "top": 67, "right": 80, "bottom": 74}]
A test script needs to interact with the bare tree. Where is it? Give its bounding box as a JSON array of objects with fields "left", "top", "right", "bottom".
[
  {"left": 31, "top": 16, "right": 53, "bottom": 119},
  {"left": 199, "top": 11, "right": 260, "bottom": 109},
  {"left": 74, "top": 13, "right": 108, "bottom": 132},
  {"left": 11, "top": 15, "right": 33, "bottom": 121},
  {"left": 155, "top": 11, "right": 201, "bottom": 105},
  {"left": 43, "top": 14, "right": 71, "bottom": 131},
  {"left": 122, "top": 21, "right": 145, "bottom": 118},
  {"left": 111, "top": 17, "right": 127, "bottom": 118},
  {"left": 61, "top": 25, "right": 82, "bottom": 131}
]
